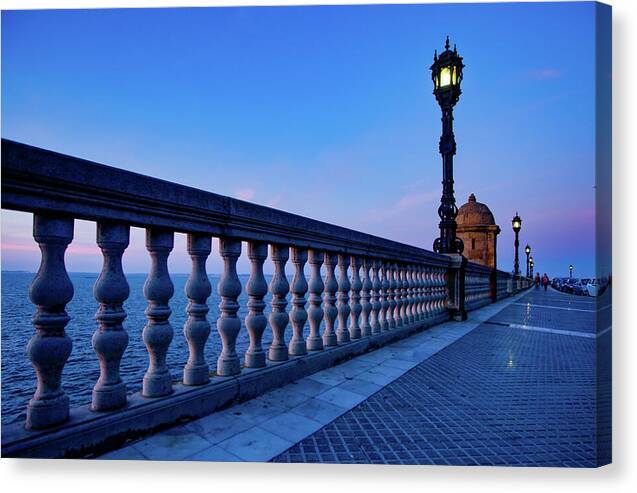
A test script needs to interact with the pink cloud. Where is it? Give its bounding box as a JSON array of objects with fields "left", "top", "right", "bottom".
[
  {"left": 1, "top": 242, "right": 39, "bottom": 252},
  {"left": 234, "top": 188, "right": 255, "bottom": 201},
  {"left": 68, "top": 244, "right": 101, "bottom": 255},
  {"left": 1, "top": 242, "right": 100, "bottom": 255}
]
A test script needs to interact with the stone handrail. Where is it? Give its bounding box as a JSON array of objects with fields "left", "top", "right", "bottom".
[
  {"left": 1, "top": 140, "right": 448, "bottom": 265},
  {"left": 1, "top": 139, "right": 526, "bottom": 458}
]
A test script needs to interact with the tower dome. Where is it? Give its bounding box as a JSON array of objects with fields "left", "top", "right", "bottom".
[
  {"left": 456, "top": 193, "right": 500, "bottom": 269},
  {"left": 457, "top": 193, "right": 496, "bottom": 227}
]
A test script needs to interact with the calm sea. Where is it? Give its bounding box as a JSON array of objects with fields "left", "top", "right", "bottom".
[{"left": 1, "top": 271, "right": 282, "bottom": 425}]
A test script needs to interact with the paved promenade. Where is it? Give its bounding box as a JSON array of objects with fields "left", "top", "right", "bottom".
[
  {"left": 100, "top": 287, "right": 610, "bottom": 466},
  {"left": 274, "top": 287, "right": 611, "bottom": 467}
]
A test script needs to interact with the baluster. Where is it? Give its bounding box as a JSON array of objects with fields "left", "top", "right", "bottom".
[
  {"left": 432, "top": 268, "right": 440, "bottom": 315},
  {"left": 289, "top": 247, "right": 308, "bottom": 356},
  {"left": 384, "top": 263, "right": 393, "bottom": 329},
  {"left": 437, "top": 268, "right": 444, "bottom": 315},
  {"left": 392, "top": 263, "right": 403, "bottom": 328},
  {"left": 394, "top": 263, "right": 403, "bottom": 327},
  {"left": 92, "top": 222, "right": 130, "bottom": 411},
  {"left": 142, "top": 229, "right": 174, "bottom": 397},
  {"left": 348, "top": 255, "right": 362, "bottom": 340},
  {"left": 423, "top": 268, "right": 431, "bottom": 318},
  {"left": 269, "top": 244, "right": 290, "bottom": 361},
  {"left": 370, "top": 260, "right": 381, "bottom": 335},
  {"left": 26, "top": 215, "right": 74, "bottom": 429},
  {"left": 417, "top": 266, "right": 425, "bottom": 321},
  {"left": 412, "top": 265, "right": 420, "bottom": 322},
  {"left": 216, "top": 238, "right": 242, "bottom": 376},
  {"left": 306, "top": 250, "right": 325, "bottom": 351},
  {"left": 442, "top": 269, "right": 448, "bottom": 314},
  {"left": 322, "top": 253, "right": 338, "bottom": 346},
  {"left": 442, "top": 270, "right": 449, "bottom": 312},
  {"left": 360, "top": 258, "right": 372, "bottom": 337},
  {"left": 425, "top": 267, "right": 432, "bottom": 317},
  {"left": 245, "top": 242, "right": 268, "bottom": 368},
  {"left": 405, "top": 265, "right": 414, "bottom": 325},
  {"left": 401, "top": 264, "right": 409, "bottom": 326},
  {"left": 414, "top": 266, "right": 422, "bottom": 320},
  {"left": 380, "top": 262, "right": 391, "bottom": 331},
  {"left": 182, "top": 234, "right": 212, "bottom": 385},
  {"left": 432, "top": 268, "right": 439, "bottom": 316},
  {"left": 336, "top": 254, "right": 351, "bottom": 344}
]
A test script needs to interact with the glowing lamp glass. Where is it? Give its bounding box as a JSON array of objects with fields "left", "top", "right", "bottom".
[{"left": 440, "top": 67, "right": 452, "bottom": 87}]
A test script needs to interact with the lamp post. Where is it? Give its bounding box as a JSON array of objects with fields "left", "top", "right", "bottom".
[
  {"left": 512, "top": 213, "right": 522, "bottom": 276},
  {"left": 529, "top": 256, "right": 534, "bottom": 279},
  {"left": 524, "top": 244, "right": 531, "bottom": 278},
  {"left": 569, "top": 264, "right": 573, "bottom": 278},
  {"left": 431, "top": 36, "right": 465, "bottom": 255}
]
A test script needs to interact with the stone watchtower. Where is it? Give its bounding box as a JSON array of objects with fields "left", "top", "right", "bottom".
[{"left": 456, "top": 193, "right": 500, "bottom": 269}]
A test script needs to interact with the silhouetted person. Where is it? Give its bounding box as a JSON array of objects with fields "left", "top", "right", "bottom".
[
  {"left": 534, "top": 273, "right": 541, "bottom": 288},
  {"left": 542, "top": 273, "right": 549, "bottom": 291}
]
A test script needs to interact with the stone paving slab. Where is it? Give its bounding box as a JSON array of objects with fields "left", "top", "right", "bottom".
[
  {"left": 489, "top": 303, "right": 595, "bottom": 334},
  {"left": 273, "top": 288, "right": 611, "bottom": 467},
  {"left": 98, "top": 291, "right": 530, "bottom": 462}
]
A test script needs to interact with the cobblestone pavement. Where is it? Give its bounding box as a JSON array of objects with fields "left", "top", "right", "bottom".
[{"left": 273, "top": 288, "right": 611, "bottom": 467}]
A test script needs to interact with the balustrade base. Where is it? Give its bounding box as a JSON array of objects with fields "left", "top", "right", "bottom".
[
  {"left": 288, "top": 340, "right": 307, "bottom": 357},
  {"left": 336, "top": 330, "right": 351, "bottom": 344},
  {"left": 217, "top": 356, "right": 241, "bottom": 376},
  {"left": 26, "top": 395, "right": 70, "bottom": 430},
  {"left": 322, "top": 334, "right": 337, "bottom": 347},
  {"left": 142, "top": 372, "right": 174, "bottom": 398},
  {"left": 306, "top": 337, "right": 323, "bottom": 352},
  {"left": 244, "top": 351, "right": 266, "bottom": 369},
  {"left": 91, "top": 384, "right": 127, "bottom": 412},
  {"left": 2, "top": 312, "right": 450, "bottom": 459},
  {"left": 183, "top": 365, "right": 210, "bottom": 386},
  {"left": 268, "top": 345, "right": 289, "bottom": 362}
]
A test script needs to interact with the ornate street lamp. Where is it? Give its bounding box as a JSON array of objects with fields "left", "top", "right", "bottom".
[
  {"left": 525, "top": 244, "right": 531, "bottom": 278},
  {"left": 529, "top": 256, "right": 534, "bottom": 279},
  {"left": 431, "top": 36, "right": 465, "bottom": 254},
  {"left": 569, "top": 264, "right": 573, "bottom": 278},
  {"left": 512, "top": 213, "right": 522, "bottom": 276}
]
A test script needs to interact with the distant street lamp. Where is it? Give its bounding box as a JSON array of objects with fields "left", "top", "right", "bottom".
[
  {"left": 529, "top": 256, "right": 534, "bottom": 279},
  {"left": 512, "top": 213, "right": 522, "bottom": 276},
  {"left": 569, "top": 264, "right": 573, "bottom": 278},
  {"left": 431, "top": 36, "right": 465, "bottom": 254},
  {"left": 525, "top": 244, "right": 531, "bottom": 278}
]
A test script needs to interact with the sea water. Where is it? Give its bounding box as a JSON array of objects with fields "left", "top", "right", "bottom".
[{"left": 1, "top": 271, "right": 282, "bottom": 425}]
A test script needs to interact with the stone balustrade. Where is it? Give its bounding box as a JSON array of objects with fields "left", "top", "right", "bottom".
[
  {"left": 464, "top": 263, "right": 493, "bottom": 311},
  {"left": 496, "top": 269, "right": 513, "bottom": 300},
  {"left": 1, "top": 139, "right": 528, "bottom": 458}
]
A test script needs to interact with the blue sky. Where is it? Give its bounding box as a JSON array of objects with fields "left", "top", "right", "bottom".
[{"left": 1, "top": 2, "right": 601, "bottom": 277}]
